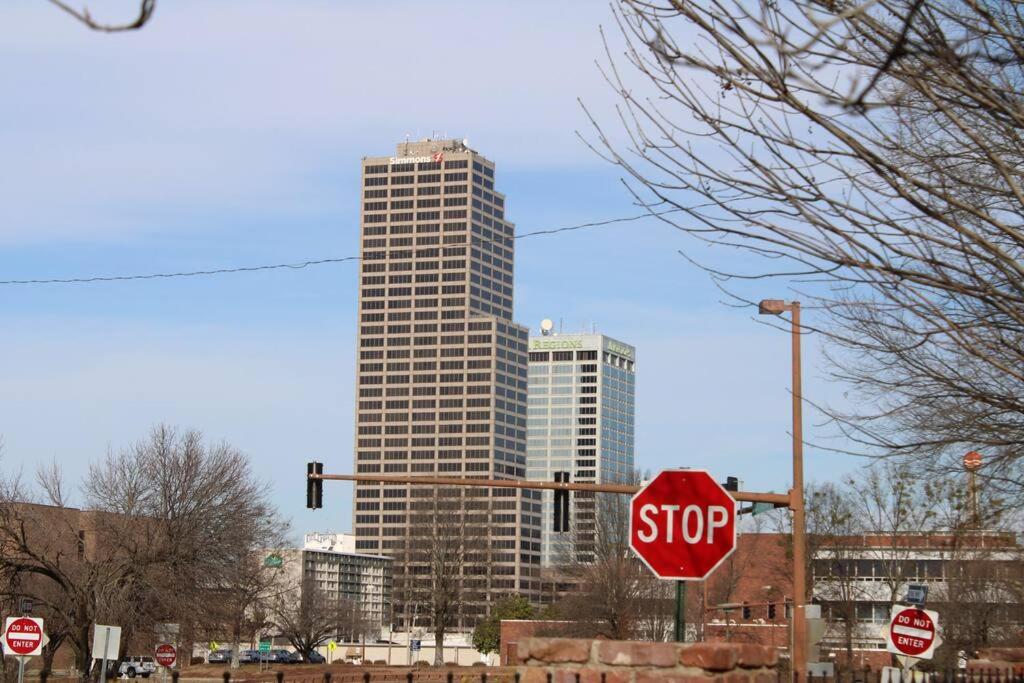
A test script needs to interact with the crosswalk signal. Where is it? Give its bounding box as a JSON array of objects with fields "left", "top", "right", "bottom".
[
  {"left": 768, "top": 603, "right": 776, "bottom": 620},
  {"left": 553, "top": 471, "right": 570, "bottom": 532},
  {"left": 306, "top": 461, "right": 323, "bottom": 509}
]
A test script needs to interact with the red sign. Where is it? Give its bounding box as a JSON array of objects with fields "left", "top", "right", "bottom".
[
  {"left": 963, "top": 451, "right": 983, "bottom": 471},
  {"left": 3, "top": 617, "right": 44, "bottom": 656},
  {"left": 155, "top": 643, "right": 177, "bottom": 668},
  {"left": 889, "top": 608, "right": 935, "bottom": 657},
  {"left": 629, "top": 469, "right": 737, "bottom": 580}
]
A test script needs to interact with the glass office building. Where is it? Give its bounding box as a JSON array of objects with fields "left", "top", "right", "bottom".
[{"left": 525, "top": 333, "right": 636, "bottom": 566}]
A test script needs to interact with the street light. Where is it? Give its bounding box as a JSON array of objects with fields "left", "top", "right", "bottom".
[{"left": 758, "top": 299, "right": 807, "bottom": 682}]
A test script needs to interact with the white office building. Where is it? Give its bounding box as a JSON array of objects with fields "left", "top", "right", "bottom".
[
  {"left": 269, "top": 533, "right": 393, "bottom": 638},
  {"left": 526, "top": 330, "right": 636, "bottom": 566}
]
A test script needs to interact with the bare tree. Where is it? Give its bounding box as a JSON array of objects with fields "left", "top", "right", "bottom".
[
  {"left": 0, "top": 425, "right": 287, "bottom": 679},
  {"left": 272, "top": 577, "right": 370, "bottom": 662},
  {"left": 805, "top": 482, "right": 869, "bottom": 668},
  {"left": 392, "top": 487, "right": 477, "bottom": 666},
  {"left": 45, "top": 0, "right": 155, "bottom": 32},
  {"left": 551, "top": 491, "right": 674, "bottom": 641},
  {"left": 587, "top": 0, "right": 1024, "bottom": 503}
]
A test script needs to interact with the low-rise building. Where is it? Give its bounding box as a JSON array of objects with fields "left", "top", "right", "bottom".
[
  {"left": 270, "top": 532, "right": 393, "bottom": 638},
  {"left": 703, "top": 531, "right": 1024, "bottom": 669}
]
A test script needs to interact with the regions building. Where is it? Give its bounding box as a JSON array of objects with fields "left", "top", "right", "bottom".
[
  {"left": 526, "top": 331, "right": 636, "bottom": 566},
  {"left": 351, "top": 138, "right": 541, "bottom": 630}
]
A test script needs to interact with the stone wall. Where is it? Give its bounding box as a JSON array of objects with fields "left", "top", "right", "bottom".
[{"left": 516, "top": 638, "right": 778, "bottom": 682}]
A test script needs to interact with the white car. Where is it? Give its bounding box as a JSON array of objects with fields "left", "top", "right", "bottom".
[{"left": 119, "top": 657, "right": 157, "bottom": 678}]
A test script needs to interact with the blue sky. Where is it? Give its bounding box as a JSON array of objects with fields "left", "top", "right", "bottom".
[{"left": 0, "top": 0, "right": 865, "bottom": 537}]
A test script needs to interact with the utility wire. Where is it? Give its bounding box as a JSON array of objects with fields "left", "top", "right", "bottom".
[{"left": 0, "top": 208, "right": 680, "bottom": 286}]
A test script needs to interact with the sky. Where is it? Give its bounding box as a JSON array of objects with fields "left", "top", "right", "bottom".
[{"left": 0, "top": 0, "right": 867, "bottom": 538}]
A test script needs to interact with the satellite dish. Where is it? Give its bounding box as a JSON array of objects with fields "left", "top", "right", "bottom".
[{"left": 540, "top": 319, "right": 554, "bottom": 336}]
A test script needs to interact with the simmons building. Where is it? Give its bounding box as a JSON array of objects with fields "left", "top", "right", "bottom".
[{"left": 351, "top": 138, "right": 541, "bottom": 630}]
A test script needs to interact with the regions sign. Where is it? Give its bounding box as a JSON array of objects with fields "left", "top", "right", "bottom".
[
  {"left": 629, "top": 470, "right": 737, "bottom": 580},
  {"left": 529, "top": 338, "right": 583, "bottom": 351},
  {"left": 887, "top": 607, "right": 940, "bottom": 659}
]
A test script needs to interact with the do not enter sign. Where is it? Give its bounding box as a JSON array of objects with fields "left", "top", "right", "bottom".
[
  {"left": 155, "top": 643, "right": 177, "bottom": 668},
  {"left": 3, "top": 617, "right": 45, "bottom": 657},
  {"left": 629, "top": 469, "right": 737, "bottom": 580},
  {"left": 887, "top": 607, "right": 940, "bottom": 659}
]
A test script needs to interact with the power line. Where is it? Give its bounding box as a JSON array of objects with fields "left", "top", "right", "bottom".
[
  {"left": 0, "top": 257, "right": 361, "bottom": 286},
  {"left": 0, "top": 208, "right": 680, "bottom": 286}
]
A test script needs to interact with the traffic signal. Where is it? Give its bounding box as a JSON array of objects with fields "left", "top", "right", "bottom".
[
  {"left": 767, "top": 603, "right": 776, "bottom": 620},
  {"left": 742, "top": 603, "right": 751, "bottom": 620},
  {"left": 723, "top": 476, "right": 739, "bottom": 492},
  {"left": 306, "top": 461, "right": 323, "bottom": 509},
  {"left": 553, "top": 471, "right": 570, "bottom": 532}
]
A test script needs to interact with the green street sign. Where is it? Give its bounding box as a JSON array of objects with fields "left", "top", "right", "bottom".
[
  {"left": 263, "top": 554, "right": 283, "bottom": 568},
  {"left": 259, "top": 640, "right": 271, "bottom": 653}
]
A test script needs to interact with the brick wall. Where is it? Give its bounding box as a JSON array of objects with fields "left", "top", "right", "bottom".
[{"left": 516, "top": 638, "right": 778, "bottom": 682}]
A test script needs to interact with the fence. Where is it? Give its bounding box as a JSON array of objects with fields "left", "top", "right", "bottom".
[{"left": 802, "top": 670, "right": 1024, "bottom": 683}]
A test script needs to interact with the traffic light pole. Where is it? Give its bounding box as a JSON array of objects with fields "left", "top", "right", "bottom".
[{"left": 309, "top": 471, "right": 790, "bottom": 505}]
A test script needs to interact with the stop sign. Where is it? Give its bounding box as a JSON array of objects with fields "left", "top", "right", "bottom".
[
  {"left": 629, "top": 469, "right": 737, "bottom": 580},
  {"left": 155, "top": 643, "right": 177, "bottom": 668},
  {"left": 888, "top": 607, "right": 939, "bottom": 658},
  {"left": 3, "top": 617, "right": 44, "bottom": 656}
]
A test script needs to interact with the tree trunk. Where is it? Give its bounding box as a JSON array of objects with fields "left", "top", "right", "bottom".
[
  {"left": 433, "top": 624, "right": 444, "bottom": 666},
  {"left": 230, "top": 620, "right": 241, "bottom": 669},
  {"left": 74, "top": 623, "right": 92, "bottom": 683}
]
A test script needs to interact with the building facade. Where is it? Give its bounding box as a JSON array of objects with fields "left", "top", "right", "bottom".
[
  {"left": 351, "top": 139, "right": 541, "bottom": 630},
  {"left": 273, "top": 533, "right": 392, "bottom": 638},
  {"left": 702, "top": 532, "right": 1024, "bottom": 669},
  {"left": 526, "top": 332, "right": 636, "bottom": 566}
]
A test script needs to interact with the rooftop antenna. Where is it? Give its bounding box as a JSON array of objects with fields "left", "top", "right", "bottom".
[
  {"left": 540, "top": 319, "right": 554, "bottom": 337},
  {"left": 559, "top": 317, "right": 564, "bottom": 333}
]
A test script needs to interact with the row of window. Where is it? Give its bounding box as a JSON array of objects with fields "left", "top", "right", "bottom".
[
  {"left": 365, "top": 159, "right": 469, "bottom": 174},
  {"left": 364, "top": 195, "right": 470, "bottom": 211},
  {"left": 362, "top": 222, "right": 468, "bottom": 236},
  {"left": 364, "top": 185, "right": 472, "bottom": 199},
  {"left": 364, "top": 171, "right": 470, "bottom": 184}
]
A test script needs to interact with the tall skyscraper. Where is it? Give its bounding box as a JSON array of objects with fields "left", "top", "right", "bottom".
[
  {"left": 352, "top": 139, "right": 540, "bottom": 630},
  {"left": 526, "top": 331, "right": 636, "bottom": 566}
]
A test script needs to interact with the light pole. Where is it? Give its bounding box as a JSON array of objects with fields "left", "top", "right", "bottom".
[{"left": 758, "top": 299, "right": 807, "bottom": 682}]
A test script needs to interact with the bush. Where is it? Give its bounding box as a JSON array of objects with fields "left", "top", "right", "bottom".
[
  {"left": 372, "top": 660, "right": 387, "bottom": 666},
  {"left": 190, "top": 657, "right": 205, "bottom": 666}
]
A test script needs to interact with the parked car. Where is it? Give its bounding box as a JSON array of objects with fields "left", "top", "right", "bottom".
[
  {"left": 208, "top": 650, "right": 232, "bottom": 665},
  {"left": 270, "top": 650, "right": 299, "bottom": 664},
  {"left": 118, "top": 656, "right": 157, "bottom": 678},
  {"left": 238, "top": 650, "right": 264, "bottom": 665},
  {"left": 304, "top": 651, "right": 325, "bottom": 664}
]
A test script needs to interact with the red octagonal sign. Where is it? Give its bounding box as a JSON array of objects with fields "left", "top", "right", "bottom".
[{"left": 629, "top": 469, "right": 737, "bottom": 580}]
